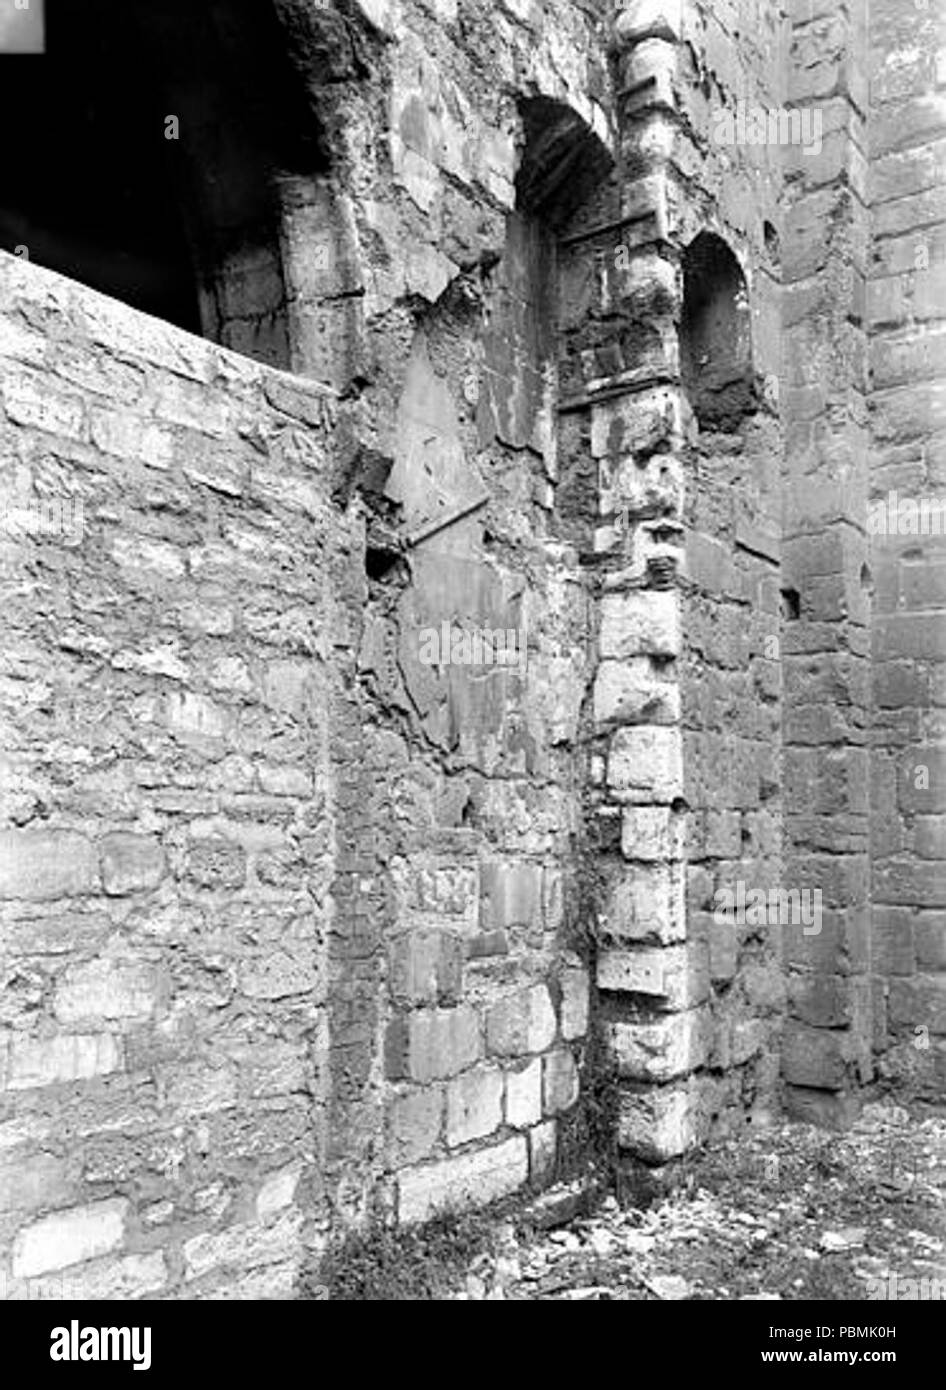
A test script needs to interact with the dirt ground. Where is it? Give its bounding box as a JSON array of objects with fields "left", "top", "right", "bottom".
[{"left": 450, "top": 1101, "right": 946, "bottom": 1301}]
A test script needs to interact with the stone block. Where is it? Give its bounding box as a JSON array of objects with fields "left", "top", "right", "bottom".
[
  {"left": 621, "top": 805, "right": 686, "bottom": 861},
  {"left": 560, "top": 962, "right": 590, "bottom": 1040},
  {"left": 618, "top": 1085, "right": 691, "bottom": 1161},
  {"left": 386, "top": 1087, "right": 444, "bottom": 1166},
  {"left": 486, "top": 985, "right": 556, "bottom": 1057},
  {"left": 607, "top": 726, "right": 683, "bottom": 802},
  {"left": 13, "top": 1198, "right": 129, "bottom": 1278},
  {"left": 709, "top": 918, "right": 738, "bottom": 981},
  {"left": 889, "top": 977, "right": 946, "bottom": 1034},
  {"left": 390, "top": 931, "right": 464, "bottom": 1007},
  {"left": 447, "top": 1067, "right": 504, "bottom": 1147},
  {"left": 51, "top": 1252, "right": 167, "bottom": 1301},
  {"left": 183, "top": 838, "right": 247, "bottom": 890},
  {"left": 256, "top": 1163, "right": 302, "bottom": 1221},
  {"left": 505, "top": 1057, "right": 543, "bottom": 1128},
  {"left": 594, "top": 660, "right": 681, "bottom": 728},
  {"left": 782, "top": 1022, "right": 847, "bottom": 1090},
  {"left": 0, "top": 831, "right": 98, "bottom": 901},
  {"left": 915, "top": 914, "right": 946, "bottom": 970},
  {"left": 605, "top": 1009, "right": 707, "bottom": 1081},
  {"left": 599, "top": 865, "right": 686, "bottom": 944},
  {"left": 529, "top": 1120, "right": 557, "bottom": 1185},
  {"left": 614, "top": 0, "right": 683, "bottom": 45},
  {"left": 183, "top": 1212, "right": 302, "bottom": 1280},
  {"left": 543, "top": 1048, "right": 579, "bottom": 1114},
  {"left": 100, "top": 834, "right": 166, "bottom": 896},
  {"left": 4, "top": 1033, "right": 122, "bottom": 1090},
  {"left": 398, "top": 1136, "right": 528, "bottom": 1224},
  {"left": 599, "top": 590, "right": 681, "bottom": 660},
  {"left": 597, "top": 943, "right": 708, "bottom": 1008},
  {"left": 405, "top": 1007, "right": 481, "bottom": 1082},
  {"left": 54, "top": 958, "right": 159, "bottom": 1025},
  {"left": 480, "top": 861, "right": 543, "bottom": 933}
]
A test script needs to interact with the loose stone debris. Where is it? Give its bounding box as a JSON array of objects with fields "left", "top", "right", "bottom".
[{"left": 444, "top": 1104, "right": 946, "bottom": 1301}]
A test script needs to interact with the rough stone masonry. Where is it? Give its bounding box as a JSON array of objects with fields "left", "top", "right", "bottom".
[{"left": 0, "top": 0, "right": 942, "bottom": 1298}]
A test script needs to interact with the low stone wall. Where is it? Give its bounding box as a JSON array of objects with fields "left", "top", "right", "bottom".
[{"left": 0, "top": 254, "right": 350, "bottom": 1298}]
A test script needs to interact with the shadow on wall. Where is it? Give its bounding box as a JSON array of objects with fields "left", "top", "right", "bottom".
[
  {"left": 0, "top": 0, "right": 327, "bottom": 367},
  {"left": 680, "top": 232, "right": 755, "bottom": 433}
]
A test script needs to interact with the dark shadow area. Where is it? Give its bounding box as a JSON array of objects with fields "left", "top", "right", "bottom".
[
  {"left": 516, "top": 97, "right": 613, "bottom": 233},
  {"left": 680, "top": 231, "right": 755, "bottom": 432},
  {"left": 0, "top": 0, "right": 326, "bottom": 363}
]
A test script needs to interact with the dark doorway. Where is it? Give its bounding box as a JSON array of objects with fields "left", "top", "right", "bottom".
[{"left": 0, "top": 0, "right": 326, "bottom": 365}]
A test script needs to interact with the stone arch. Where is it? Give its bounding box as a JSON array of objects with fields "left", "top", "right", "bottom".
[
  {"left": 0, "top": 0, "right": 329, "bottom": 369},
  {"left": 680, "top": 231, "right": 754, "bottom": 432},
  {"left": 515, "top": 96, "right": 614, "bottom": 232}
]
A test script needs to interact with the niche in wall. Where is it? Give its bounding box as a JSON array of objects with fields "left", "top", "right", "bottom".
[{"left": 680, "top": 232, "right": 755, "bottom": 432}]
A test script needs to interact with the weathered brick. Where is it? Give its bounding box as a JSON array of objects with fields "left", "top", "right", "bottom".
[
  {"left": 915, "top": 914, "right": 946, "bottom": 970},
  {"left": 255, "top": 1163, "right": 302, "bottom": 1221},
  {"left": 781, "top": 1023, "right": 847, "bottom": 1090},
  {"left": 599, "top": 865, "right": 686, "bottom": 944},
  {"left": 4, "top": 1033, "right": 123, "bottom": 1090},
  {"left": 406, "top": 1007, "right": 481, "bottom": 1081},
  {"left": 543, "top": 1048, "right": 579, "bottom": 1115},
  {"left": 50, "top": 1252, "right": 167, "bottom": 1300},
  {"left": 599, "top": 590, "right": 681, "bottom": 660},
  {"left": 560, "top": 962, "right": 590, "bottom": 1041},
  {"left": 447, "top": 1066, "right": 504, "bottom": 1146},
  {"left": 386, "top": 1087, "right": 444, "bottom": 1165},
  {"left": 621, "top": 805, "right": 686, "bottom": 862},
  {"left": 12, "top": 1198, "right": 128, "bottom": 1277},
  {"left": 486, "top": 985, "right": 556, "bottom": 1057},
  {"left": 398, "top": 1136, "right": 528, "bottom": 1224},
  {"left": 889, "top": 977, "right": 946, "bottom": 1033},
  {"left": 54, "top": 958, "right": 159, "bottom": 1024},
  {"left": 183, "top": 1211, "right": 302, "bottom": 1280},
  {"left": 528, "top": 1120, "right": 557, "bottom": 1184},
  {"left": 607, "top": 726, "right": 683, "bottom": 802},
  {"left": 618, "top": 1085, "right": 691, "bottom": 1162},
  {"left": 594, "top": 660, "right": 681, "bottom": 727},
  {"left": 605, "top": 1010, "right": 707, "bottom": 1082},
  {"left": 597, "top": 944, "right": 707, "bottom": 1008},
  {"left": 0, "top": 831, "right": 98, "bottom": 901},
  {"left": 100, "top": 833, "right": 166, "bottom": 896},
  {"left": 479, "top": 862, "right": 542, "bottom": 933},
  {"left": 390, "top": 930, "right": 463, "bottom": 1006},
  {"left": 505, "top": 1057, "right": 542, "bottom": 1128}
]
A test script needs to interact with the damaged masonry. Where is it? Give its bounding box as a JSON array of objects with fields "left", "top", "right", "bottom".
[{"left": 0, "top": 0, "right": 943, "bottom": 1305}]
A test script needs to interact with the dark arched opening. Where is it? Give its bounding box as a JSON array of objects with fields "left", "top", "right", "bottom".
[
  {"left": 0, "top": 0, "right": 327, "bottom": 368},
  {"left": 680, "top": 231, "right": 754, "bottom": 432}
]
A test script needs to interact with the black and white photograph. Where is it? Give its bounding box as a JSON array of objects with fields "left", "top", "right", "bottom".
[{"left": 0, "top": 0, "right": 943, "bottom": 1362}]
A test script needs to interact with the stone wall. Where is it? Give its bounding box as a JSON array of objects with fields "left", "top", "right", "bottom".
[
  {"left": 779, "top": 0, "right": 873, "bottom": 1121},
  {"left": 0, "top": 0, "right": 614, "bottom": 1293},
  {"left": 868, "top": 0, "right": 946, "bottom": 1098},
  {"left": 596, "top": 0, "right": 788, "bottom": 1166},
  {"left": 2, "top": 0, "right": 944, "bottom": 1303},
  {"left": 0, "top": 253, "right": 354, "bottom": 1297}
]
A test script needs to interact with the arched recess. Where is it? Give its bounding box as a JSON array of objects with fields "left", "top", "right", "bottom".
[
  {"left": 680, "top": 231, "right": 754, "bottom": 432},
  {"left": 0, "top": 0, "right": 328, "bottom": 370}
]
